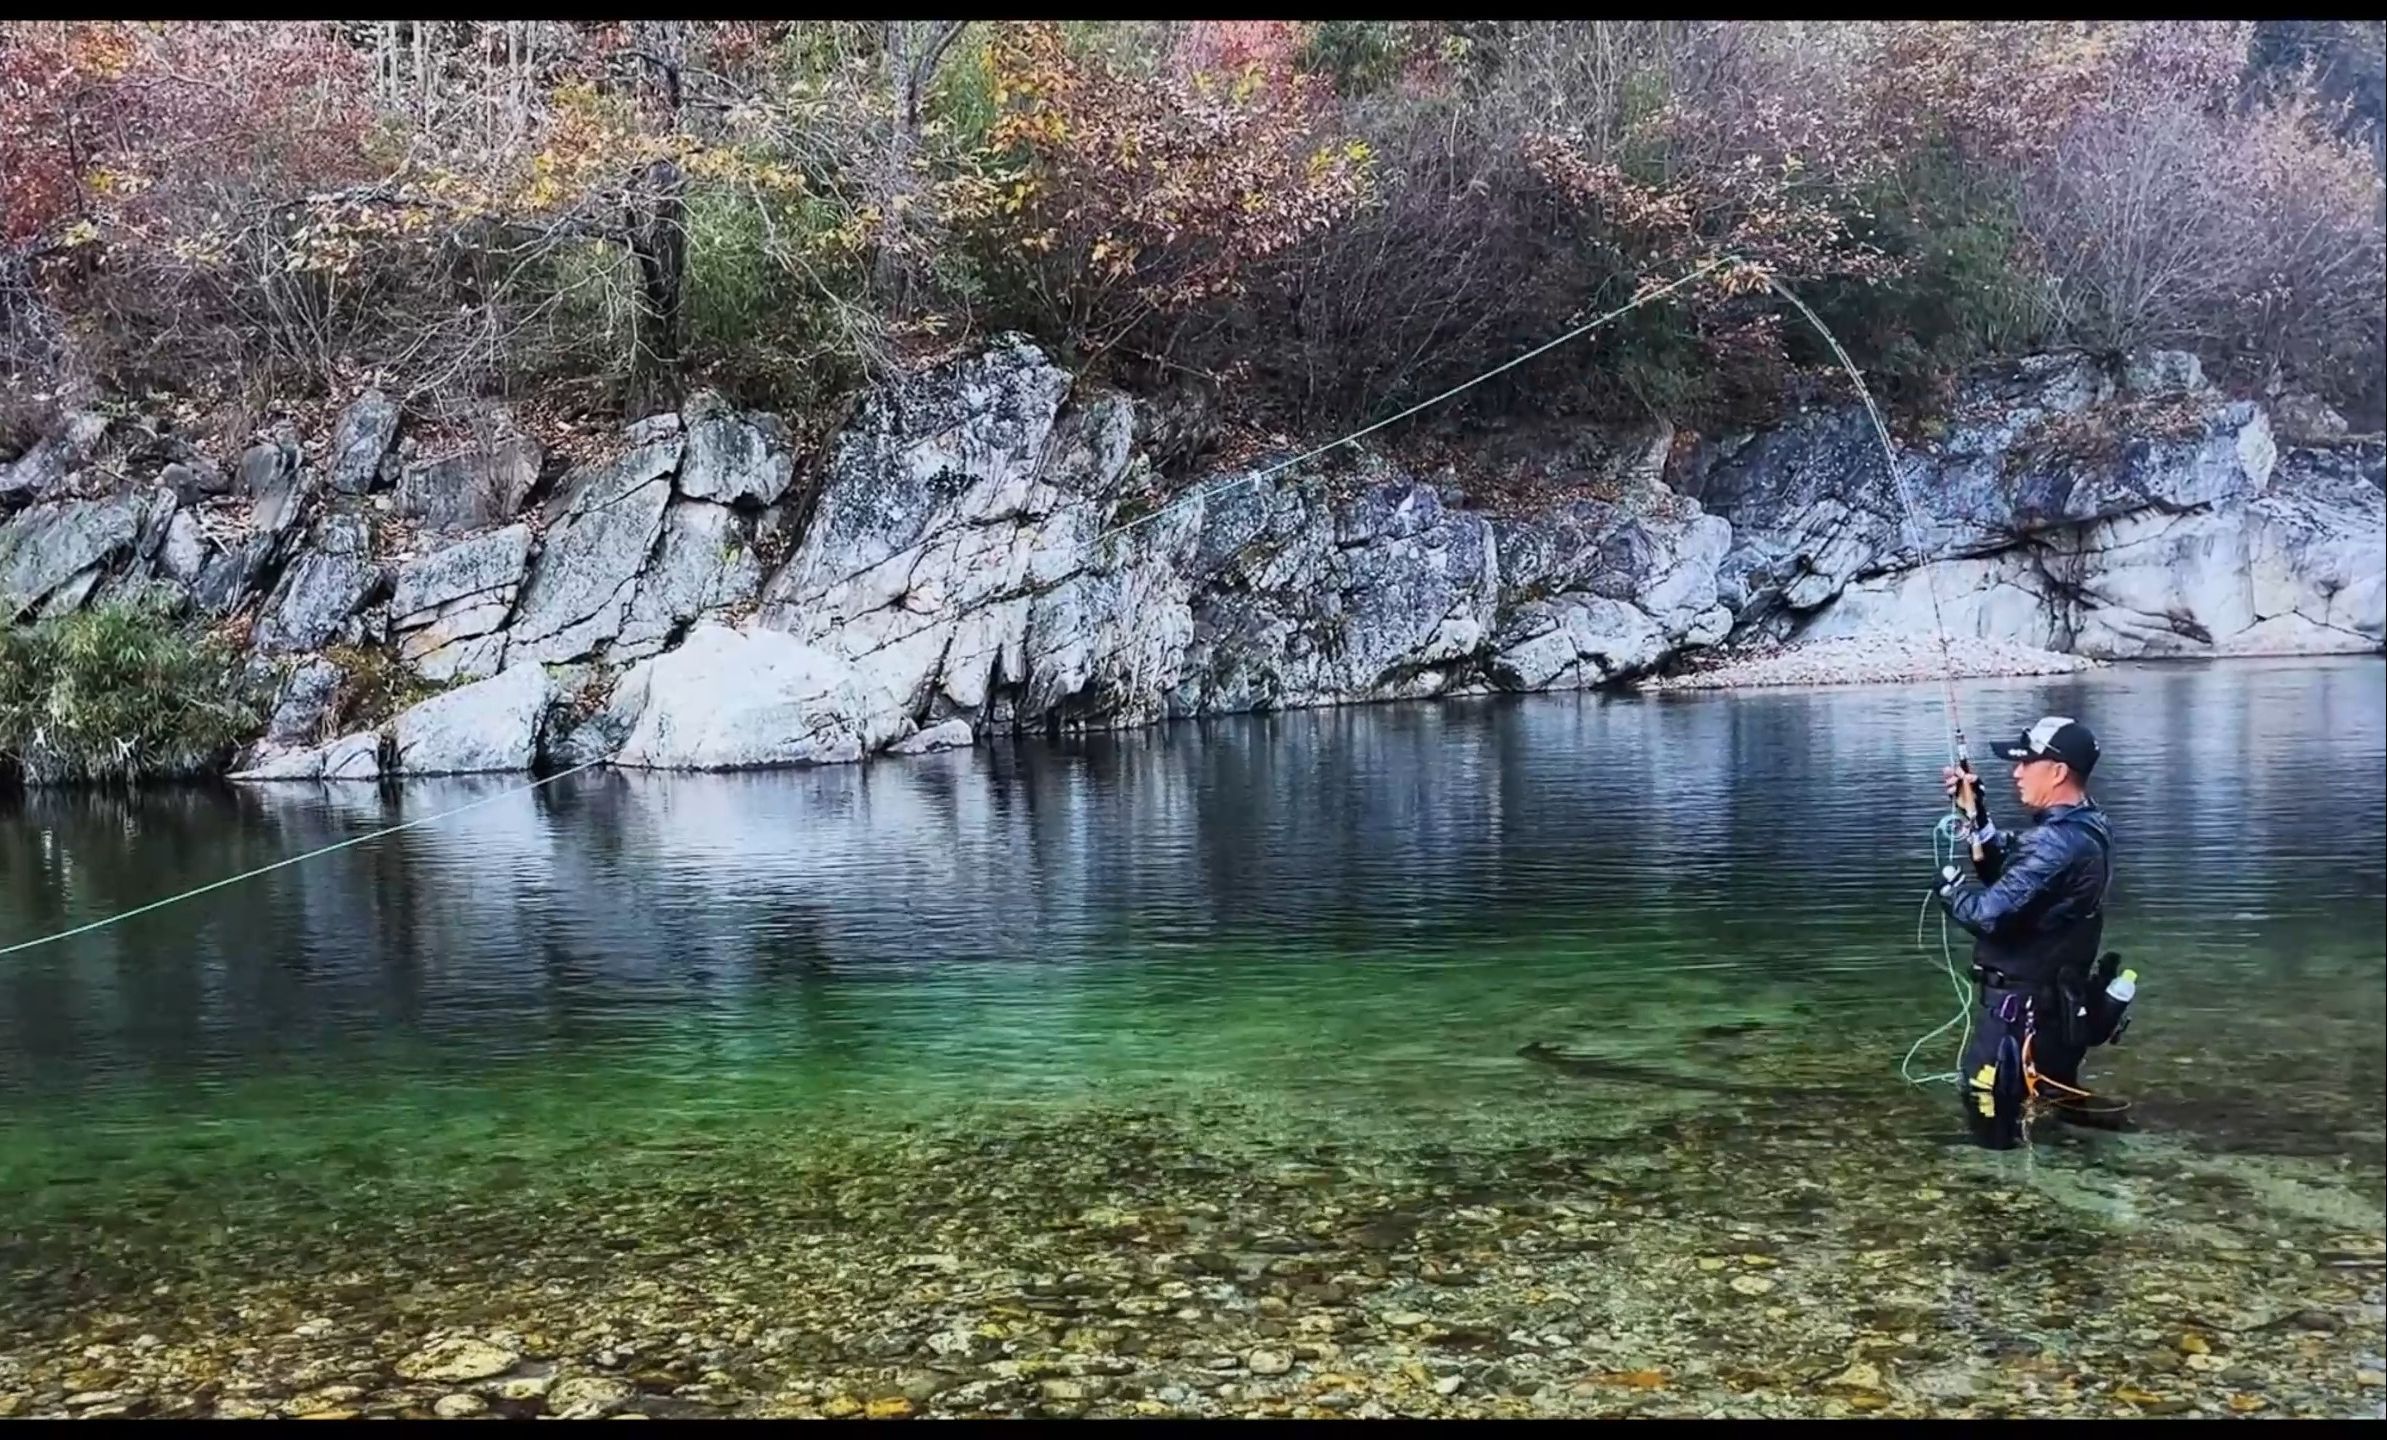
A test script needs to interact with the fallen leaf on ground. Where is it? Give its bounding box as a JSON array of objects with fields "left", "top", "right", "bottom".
[{"left": 1590, "top": 1370, "right": 1669, "bottom": 1390}]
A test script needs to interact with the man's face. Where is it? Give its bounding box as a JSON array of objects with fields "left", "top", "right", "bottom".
[{"left": 2012, "top": 756, "right": 2071, "bottom": 809}]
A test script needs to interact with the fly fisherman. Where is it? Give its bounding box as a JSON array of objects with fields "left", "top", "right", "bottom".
[{"left": 1936, "top": 716, "right": 2117, "bottom": 1149}]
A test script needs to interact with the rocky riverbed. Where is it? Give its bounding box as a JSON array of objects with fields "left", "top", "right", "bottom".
[{"left": 1, "top": 1091, "right": 2379, "bottom": 1422}]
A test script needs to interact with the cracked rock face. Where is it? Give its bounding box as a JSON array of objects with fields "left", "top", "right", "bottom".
[
  {"left": 1684, "top": 356, "right": 2268, "bottom": 633},
  {"left": 623, "top": 340, "right": 2374, "bottom": 765},
  {"left": 1488, "top": 494, "right": 1733, "bottom": 690},
  {"left": 327, "top": 391, "right": 401, "bottom": 496},
  {"left": 241, "top": 437, "right": 315, "bottom": 541},
  {"left": 2067, "top": 446, "right": 2383, "bottom": 659},
  {"left": 157, "top": 510, "right": 208, "bottom": 586},
  {"left": 1683, "top": 351, "right": 2343, "bottom": 658},
  {"left": 395, "top": 434, "right": 543, "bottom": 535},
  {"left": 2, "top": 488, "right": 182, "bottom": 623},
  {"left": 1, "top": 412, "right": 110, "bottom": 507},
  {"left": 1797, "top": 551, "right": 2069, "bottom": 651},
  {"left": 1, "top": 441, "right": 68, "bottom": 509},
  {"left": 761, "top": 338, "right": 1078, "bottom": 630},
  {"left": 392, "top": 525, "right": 533, "bottom": 683},
  {"left": 1174, "top": 472, "right": 1500, "bottom": 712},
  {"left": 193, "top": 534, "right": 280, "bottom": 616},
  {"left": 506, "top": 435, "right": 681, "bottom": 665},
  {"left": 2231, "top": 449, "right": 2385, "bottom": 654},
  {"left": 442, "top": 429, "right": 767, "bottom": 677},
  {"left": 253, "top": 510, "right": 380, "bottom": 655},
  {"left": 677, "top": 403, "right": 795, "bottom": 507},
  {"left": 264, "top": 657, "right": 345, "bottom": 747},
  {"left": 614, "top": 499, "right": 764, "bottom": 663},
  {"left": 231, "top": 730, "right": 382, "bottom": 782},
  {"left": 0, "top": 495, "right": 158, "bottom": 619},
  {"left": 755, "top": 340, "right": 1166, "bottom": 732},
  {"left": 1789, "top": 440, "right": 2383, "bottom": 660}
]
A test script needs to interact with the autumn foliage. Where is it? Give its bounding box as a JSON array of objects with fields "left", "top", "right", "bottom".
[
  {"left": 951, "top": 21, "right": 1372, "bottom": 357},
  {"left": 1, "top": 20, "right": 2381, "bottom": 441}
]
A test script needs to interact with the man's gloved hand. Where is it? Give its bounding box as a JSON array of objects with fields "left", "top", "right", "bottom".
[
  {"left": 1935, "top": 862, "right": 1964, "bottom": 897},
  {"left": 1941, "top": 763, "right": 1992, "bottom": 832}
]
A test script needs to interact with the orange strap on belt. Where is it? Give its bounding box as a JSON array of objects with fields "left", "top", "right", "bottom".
[{"left": 2021, "top": 1032, "right": 2096, "bottom": 1100}]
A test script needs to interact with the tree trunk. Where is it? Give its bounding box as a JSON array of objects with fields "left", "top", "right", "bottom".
[
  {"left": 625, "top": 22, "right": 690, "bottom": 417},
  {"left": 873, "top": 24, "right": 920, "bottom": 315},
  {"left": 872, "top": 20, "right": 970, "bottom": 316},
  {"left": 627, "top": 158, "right": 688, "bottom": 417}
]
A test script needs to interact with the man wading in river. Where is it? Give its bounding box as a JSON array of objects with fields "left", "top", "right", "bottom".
[{"left": 1936, "top": 716, "right": 2118, "bottom": 1149}]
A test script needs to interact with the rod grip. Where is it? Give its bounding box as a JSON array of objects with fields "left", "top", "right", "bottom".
[{"left": 1956, "top": 755, "right": 1985, "bottom": 862}]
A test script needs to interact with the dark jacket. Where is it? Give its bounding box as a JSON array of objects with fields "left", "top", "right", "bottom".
[{"left": 1937, "top": 800, "right": 2113, "bottom": 988}]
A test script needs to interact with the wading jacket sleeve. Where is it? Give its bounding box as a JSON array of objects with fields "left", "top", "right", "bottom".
[{"left": 1936, "top": 802, "right": 2113, "bottom": 988}]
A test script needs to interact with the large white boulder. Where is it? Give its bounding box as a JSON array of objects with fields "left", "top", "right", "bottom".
[
  {"left": 606, "top": 625, "right": 910, "bottom": 770},
  {"left": 390, "top": 661, "right": 553, "bottom": 775}
]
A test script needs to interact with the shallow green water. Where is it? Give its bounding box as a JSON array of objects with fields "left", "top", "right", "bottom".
[{"left": 1, "top": 658, "right": 2381, "bottom": 1418}]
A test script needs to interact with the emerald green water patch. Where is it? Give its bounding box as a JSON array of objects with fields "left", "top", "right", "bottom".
[{"left": 1, "top": 933, "right": 1768, "bottom": 1242}]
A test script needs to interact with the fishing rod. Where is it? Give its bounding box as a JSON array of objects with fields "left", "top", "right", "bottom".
[
  {"left": 1749, "top": 270, "right": 1974, "bottom": 809},
  {"left": 1738, "top": 266, "right": 1988, "bottom": 1089}
]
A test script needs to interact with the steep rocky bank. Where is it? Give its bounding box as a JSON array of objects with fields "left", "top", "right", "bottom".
[{"left": 2, "top": 341, "right": 2379, "bottom": 781}]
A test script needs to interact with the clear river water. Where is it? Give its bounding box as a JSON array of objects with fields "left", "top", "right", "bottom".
[{"left": 1, "top": 656, "right": 2381, "bottom": 1419}]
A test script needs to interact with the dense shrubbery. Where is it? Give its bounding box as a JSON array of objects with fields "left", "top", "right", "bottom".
[
  {"left": 2, "top": 21, "right": 2380, "bottom": 444},
  {"left": 0, "top": 601, "right": 263, "bottom": 785}
]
